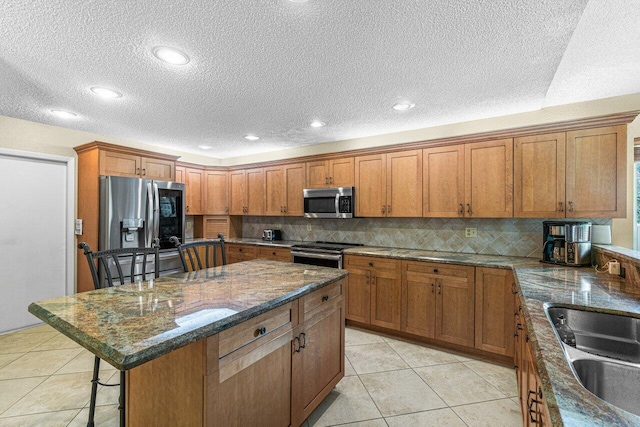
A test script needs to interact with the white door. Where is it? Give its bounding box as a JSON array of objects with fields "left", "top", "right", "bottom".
[{"left": 0, "top": 149, "right": 74, "bottom": 333}]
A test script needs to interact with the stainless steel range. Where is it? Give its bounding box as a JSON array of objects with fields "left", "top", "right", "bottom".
[{"left": 291, "top": 241, "right": 363, "bottom": 269}]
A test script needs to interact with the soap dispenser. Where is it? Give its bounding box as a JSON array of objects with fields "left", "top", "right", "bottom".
[{"left": 555, "top": 314, "right": 577, "bottom": 347}]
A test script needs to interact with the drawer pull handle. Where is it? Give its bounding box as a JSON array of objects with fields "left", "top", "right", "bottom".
[
  {"left": 368, "top": 262, "right": 373, "bottom": 267},
  {"left": 254, "top": 327, "right": 267, "bottom": 337},
  {"left": 272, "top": 251, "right": 276, "bottom": 255},
  {"left": 322, "top": 295, "right": 329, "bottom": 302},
  {"left": 299, "top": 332, "right": 306, "bottom": 349},
  {"left": 528, "top": 390, "right": 540, "bottom": 423},
  {"left": 433, "top": 268, "right": 438, "bottom": 273},
  {"left": 293, "top": 336, "right": 301, "bottom": 353}
]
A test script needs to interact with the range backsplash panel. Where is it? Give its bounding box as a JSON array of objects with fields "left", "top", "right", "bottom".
[{"left": 243, "top": 217, "right": 611, "bottom": 258}]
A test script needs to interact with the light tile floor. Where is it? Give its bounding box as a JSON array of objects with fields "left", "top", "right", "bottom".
[{"left": 0, "top": 325, "right": 521, "bottom": 426}]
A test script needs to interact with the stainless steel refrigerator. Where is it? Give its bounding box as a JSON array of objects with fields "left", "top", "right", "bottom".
[{"left": 99, "top": 175, "right": 186, "bottom": 278}]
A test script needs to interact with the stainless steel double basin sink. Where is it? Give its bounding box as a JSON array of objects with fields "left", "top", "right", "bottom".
[{"left": 545, "top": 306, "right": 640, "bottom": 416}]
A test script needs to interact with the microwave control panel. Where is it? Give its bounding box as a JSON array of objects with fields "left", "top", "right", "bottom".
[{"left": 338, "top": 196, "right": 352, "bottom": 213}]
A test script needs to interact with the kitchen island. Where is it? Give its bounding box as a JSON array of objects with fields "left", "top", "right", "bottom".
[{"left": 28, "top": 259, "right": 347, "bottom": 426}]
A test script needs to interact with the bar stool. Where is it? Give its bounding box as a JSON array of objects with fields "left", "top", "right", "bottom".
[{"left": 169, "top": 234, "right": 226, "bottom": 272}]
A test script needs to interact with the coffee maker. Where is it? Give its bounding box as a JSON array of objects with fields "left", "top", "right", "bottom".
[{"left": 542, "top": 221, "right": 592, "bottom": 266}]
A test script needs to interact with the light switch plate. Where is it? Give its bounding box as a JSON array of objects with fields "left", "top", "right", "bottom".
[
  {"left": 465, "top": 227, "right": 477, "bottom": 238},
  {"left": 74, "top": 219, "right": 83, "bottom": 236}
]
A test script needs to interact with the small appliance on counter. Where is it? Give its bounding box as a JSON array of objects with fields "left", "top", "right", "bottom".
[
  {"left": 542, "top": 221, "right": 592, "bottom": 266},
  {"left": 262, "top": 229, "right": 282, "bottom": 241}
]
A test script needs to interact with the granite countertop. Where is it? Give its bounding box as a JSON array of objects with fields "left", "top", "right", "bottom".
[
  {"left": 28, "top": 260, "right": 347, "bottom": 371},
  {"left": 513, "top": 267, "right": 640, "bottom": 426},
  {"left": 224, "top": 237, "right": 300, "bottom": 248},
  {"left": 343, "top": 246, "right": 542, "bottom": 269}
]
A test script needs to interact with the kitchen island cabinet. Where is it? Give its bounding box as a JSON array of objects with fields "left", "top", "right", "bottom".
[{"left": 29, "top": 260, "right": 347, "bottom": 427}]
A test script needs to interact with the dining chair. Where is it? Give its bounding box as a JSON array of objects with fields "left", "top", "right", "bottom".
[
  {"left": 77, "top": 242, "right": 160, "bottom": 427},
  {"left": 169, "top": 234, "right": 226, "bottom": 272}
]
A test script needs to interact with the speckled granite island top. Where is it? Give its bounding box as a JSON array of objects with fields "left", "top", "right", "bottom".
[
  {"left": 514, "top": 267, "right": 640, "bottom": 427},
  {"left": 28, "top": 260, "right": 347, "bottom": 371}
]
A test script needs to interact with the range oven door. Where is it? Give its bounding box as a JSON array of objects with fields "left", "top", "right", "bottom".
[{"left": 291, "top": 250, "right": 343, "bottom": 269}]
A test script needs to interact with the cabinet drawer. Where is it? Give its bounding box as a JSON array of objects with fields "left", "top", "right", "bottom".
[
  {"left": 218, "top": 303, "right": 293, "bottom": 358},
  {"left": 257, "top": 247, "right": 292, "bottom": 262},
  {"left": 402, "top": 260, "right": 474, "bottom": 280},
  {"left": 302, "top": 280, "right": 342, "bottom": 315},
  {"left": 226, "top": 244, "right": 257, "bottom": 258},
  {"left": 345, "top": 255, "right": 396, "bottom": 271}
]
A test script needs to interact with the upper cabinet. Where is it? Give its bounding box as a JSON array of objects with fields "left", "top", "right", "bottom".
[
  {"left": 423, "top": 140, "right": 513, "bottom": 218},
  {"left": 204, "top": 170, "right": 229, "bottom": 215},
  {"left": 355, "top": 150, "right": 422, "bottom": 217},
  {"left": 306, "top": 158, "right": 354, "bottom": 189},
  {"left": 229, "top": 168, "right": 265, "bottom": 215},
  {"left": 514, "top": 133, "right": 566, "bottom": 218},
  {"left": 176, "top": 165, "right": 204, "bottom": 215},
  {"left": 566, "top": 125, "right": 627, "bottom": 218},
  {"left": 465, "top": 139, "right": 514, "bottom": 218},
  {"left": 99, "top": 149, "right": 175, "bottom": 181},
  {"left": 513, "top": 125, "right": 627, "bottom": 218}
]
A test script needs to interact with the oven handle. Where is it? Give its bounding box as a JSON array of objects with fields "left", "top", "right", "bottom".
[{"left": 291, "top": 251, "right": 343, "bottom": 261}]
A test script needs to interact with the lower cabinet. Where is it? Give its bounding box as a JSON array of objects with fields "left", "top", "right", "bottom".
[
  {"left": 515, "top": 295, "right": 552, "bottom": 426},
  {"left": 401, "top": 261, "right": 475, "bottom": 347},
  {"left": 474, "top": 267, "right": 515, "bottom": 357},
  {"left": 127, "top": 279, "right": 345, "bottom": 427},
  {"left": 344, "top": 255, "right": 401, "bottom": 331},
  {"left": 257, "top": 246, "right": 292, "bottom": 262},
  {"left": 226, "top": 243, "right": 258, "bottom": 264}
]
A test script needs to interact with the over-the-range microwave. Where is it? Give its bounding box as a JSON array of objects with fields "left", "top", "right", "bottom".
[{"left": 303, "top": 187, "right": 355, "bottom": 218}]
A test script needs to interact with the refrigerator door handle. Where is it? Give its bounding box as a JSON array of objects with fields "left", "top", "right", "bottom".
[
  {"left": 146, "top": 182, "right": 154, "bottom": 248},
  {"left": 153, "top": 182, "right": 160, "bottom": 247}
]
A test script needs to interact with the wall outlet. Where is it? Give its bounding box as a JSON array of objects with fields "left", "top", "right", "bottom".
[
  {"left": 608, "top": 260, "right": 620, "bottom": 275},
  {"left": 307, "top": 223, "right": 312, "bottom": 231},
  {"left": 465, "top": 227, "right": 477, "bottom": 238}
]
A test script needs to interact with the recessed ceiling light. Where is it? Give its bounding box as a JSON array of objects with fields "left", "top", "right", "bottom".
[
  {"left": 392, "top": 102, "right": 415, "bottom": 111},
  {"left": 289, "top": 0, "right": 309, "bottom": 2},
  {"left": 244, "top": 135, "right": 260, "bottom": 141},
  {"left": 152, "top": 46, "right": 190, "bottom": 65},
  {"left": 90, "top": 87, "right": 122, "bottom": 99},
  {"left": 310, "top": 120, "right": 326, "bottom": 128},
  {"left": 198, "top": 145, "right": 212, "bottom": 150},
  {"left": 50, "top": 110, "right": 78, "bottom": 119}
]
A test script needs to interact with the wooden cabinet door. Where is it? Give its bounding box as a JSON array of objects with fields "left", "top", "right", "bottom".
[
  {"left": 246, "top": 168, "right": 265, "bottom": 215},
  {"left": 329, "top": 157, "right": 355, "bottom": 187},
  {"left": 355, "top": 154, "right": 387, "bottom": 217},
  {"left": 435, "top": 274, "right": 475, "bottom": 347},
  {"left": 141, "top": 157, "right": 175, "bottom": 181},
  {"left": 292, "top": 297, "right": 344, "bottom": 425},
  {"left": 386, "top": 150, "right": 422, "bottom": 217},
  {"left": 174, "top": 166, "right": 186, "bottom": 184},
  {"left": 185, "top": 168, "right": 204, "bottom": 215},
  {"left": 284, "top": 163, "right": 305, "bottom": 216},
  {"left": 401, "top": 262, "right": 436, "bottom": 338},
  {"left": 305, "top": 160, "right": 329, "bottom": 189},
  {"left": 423, "top": 145, "right": 465, "bottom": 217},
  {"left": 99, "top": 151, "right": 141, "bottom": 177},
  {"left": 370, "top": 263, "right": 401, "bottom": 330},
  {"left": 204, "top": 171, "right": 228, "bottom": 215},
  {"left": 566, "top": 125, "right": 627, "bottom": 218},
  {"left": 264, "top": 166, "right": 285, "bottom": 216},
  {"left": 514, "top": 133, "right": 566, "bottom": 218},
  {"left": 208, "top": 333, "right": 292, "bottom": 427},
  {"left": 345, "top": 267, "right": 371, "bottom": 323},
  {"left": 465, "top": 139, "right": 513, "bottom": 218},
  {"left": 229, "top": 170, "right": 246, "bottom": 215},
  {"left": 474, "top": 268, "right": 515, "bottom": 357}
]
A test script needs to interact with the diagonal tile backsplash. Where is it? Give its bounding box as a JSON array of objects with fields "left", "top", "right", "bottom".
[{"left": 243, "top": 217, "right": 611, "bottom": 258}]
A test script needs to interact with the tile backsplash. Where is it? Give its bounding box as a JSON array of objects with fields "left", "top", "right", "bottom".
[{"left": 243, "top": 216, "right": 611, "bottom": 258}]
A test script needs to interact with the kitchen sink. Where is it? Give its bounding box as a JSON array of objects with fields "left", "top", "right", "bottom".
[{"left": 545, "top": 305, "right": 640, "bottom": 416}]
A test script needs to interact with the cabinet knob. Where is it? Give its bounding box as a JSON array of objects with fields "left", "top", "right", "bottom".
[
  {"left": 329, "top": 177, "right": 333, "bottom": 185},
  {"left": 433, "top": 268, "right": 438, "bottom": 273},
  {"left": 322, "top": 295, "right": 329, "bottom": 302},
  {"left": 368, "top": 262, "right": 373, "bottom": 267},
  {"left": 325, "top": 177, "right": 329, "bottom": 185},
  {"left": 186, "top": 206, "right": 190, "bottom": 212},
  {"left": 142, "top": 168, "right": 146, "bottom": 176},
  {"left": 458, "top": 204, "right": 464, "bottom": 215},
  {"left": 239, "top": 248, "right": 242, "bottom": 252},
  {"left": 381, "top": 205, "right": 386, "bottom": 215},
  {"left": 431, "top": 283, "right": 434, "bottom": 293},
  {"left": 437, "top": 284, "right": 441, "bottom": 294},
  {"left": 568, "top": 201, "right": 574, "bottom": 212},
  {"left": 387, "top": 205, "right": 391, "bottom": 214},
  {"left": 558, "top": 202, "right": 564, "bottom": 213},
  {"left": 272, "top": 251, "right": 276, "bottom": 255},
  {"left": 466, "top": 204, "right": 472, "bottom": 215}
]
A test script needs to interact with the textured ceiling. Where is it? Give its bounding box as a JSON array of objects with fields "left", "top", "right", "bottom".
[{"left": 1, "top": 1, "right": 637, "bottom": 160}]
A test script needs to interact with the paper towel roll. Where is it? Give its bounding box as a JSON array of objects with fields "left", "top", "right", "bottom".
[{"left": 592, "top": 225, "right": 612, "bottom": 244}]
